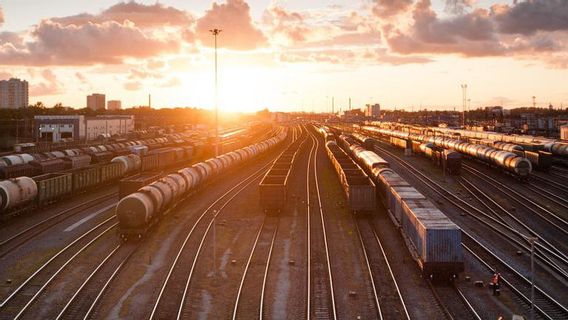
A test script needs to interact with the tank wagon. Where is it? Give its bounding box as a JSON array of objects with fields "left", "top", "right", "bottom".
[
  {"left": 115, "top": 129, "right": 289, "bottom": 239},
  {"left": 259, "top": 128, "right": 305, "bottom": 213},
  {"left": 360, "top": 126, "right": 532, "bottom": 179}
]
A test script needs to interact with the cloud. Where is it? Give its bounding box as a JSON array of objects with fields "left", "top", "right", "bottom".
[
  {"left": 386, "top": 0, "right": 504, "bottom": 56},
  {"left": 262, "top": 6, "right": 311, "bottom": 43},
  {"left": 195, "top": 0, "right": 267, "bottom": 50},
  {"left": 493, "top": 0, "right": 568, "bottom": 35},
  {"left": 0, "top": 32, "right": 24, "bottom": 48},
  {"left": 0, "top": 20, "right": 180, "bottom": 66},
  {"left": 0, "top": 6, "right": 4, "bottom": 27},
  {"left": 51, "top": 1, "right": 193, "bottom": 28},
  {"left": 444, "top": 0, "right": 476, "bottom": 15},
  {"left": 30, "top": 69, "right": 63, "bottom": 96},
  {"left": 124, "top": 81, "right": 142, "bottom": 91},
  {"left": 372, "top": 0, "right": 414, "bottom": 17},
  {"left": 279, "top": 48, "right": 433, "bottom": 66}
]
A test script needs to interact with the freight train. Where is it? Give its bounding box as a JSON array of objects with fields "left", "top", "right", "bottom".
[
  {"left": 115, "top": 129, "right": 289, "bottom": 239},
  {"left": 360, "top": 126, "right": 532, "bottom": 179},
  {"left": 369, "top": 121, "right": 568, "bottom": 158},
  {"left": 0, "top": 145, "right": 198, "bottom": 214},
  {"left": 319, "top": 127, "right": 464, "bottom": 278},
  {"left": 0, "top": 126, "right": 267, "bottom": 215}
]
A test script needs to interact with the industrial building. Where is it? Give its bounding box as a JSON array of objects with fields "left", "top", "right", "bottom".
[
  {"left": 0, "top": 78, "right": 29, "bottom": 109},
  {"left": 34, "top": 115, "right": 134, "bottom": 142},
  {"left": 365, "top": 103, "right": 381, "bottom": 118},
  {"left": 87, "top": 93, "right": 106, "bottom": 110},
  {"left": 107, "top": 100, "right": 122, "bottom": 110}
]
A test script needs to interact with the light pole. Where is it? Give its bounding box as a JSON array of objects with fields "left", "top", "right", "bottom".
[
  {"left": 209, "top": 28, "right": 222, "bottom": 280},
  {"left": 210, "top": 28, "right": 222, "bottom": 158}
]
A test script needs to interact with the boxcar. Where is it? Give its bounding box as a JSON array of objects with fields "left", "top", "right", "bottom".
[
  {"left": 34, "top": 173, "right": 73, "bottom": 205},
  {"left": 0, "top": 163, "right": 37, "bottom": 179},
  {"left": 72, "top": 165, "right": 101, "bottom": 192}
]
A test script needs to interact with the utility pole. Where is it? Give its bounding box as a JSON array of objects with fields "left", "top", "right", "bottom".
[
  {"left": 461, "top": 84, "right": 467, "bottom": 128},
  {"left": 210, "top": 28, "right": 222, "bottom": 158},
  {"left": 209, "top": 28, "right": 222, "bottom": 280}
]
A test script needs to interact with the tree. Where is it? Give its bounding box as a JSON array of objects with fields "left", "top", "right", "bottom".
[{"left": 34, "top": 101, "right": 46, "bottom": 109}]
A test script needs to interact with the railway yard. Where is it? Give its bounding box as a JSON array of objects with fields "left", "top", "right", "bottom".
[{"left": 0, "top": 121, "right": 567, "bottom": 320}]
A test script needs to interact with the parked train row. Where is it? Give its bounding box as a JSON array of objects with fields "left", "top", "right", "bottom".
[
  {"left": 370, "top": 121, "right": 568, "bottom": 159},
  {"left": 318, "top": 128, "right": 463, "bottom": 278},
  {"left": 0, "top": 143, "right": 200, "bottom": 214},
  {"left": 0, "top": 135, "right": 191, "bottom": 179},
  {"left": 360, "top": 126, "right": 533, "bottom": 179},
  {"left": 115, "top": 128, "right": 289, "bottom": 239},
  {"left": 259, "top": 126, "right": 305, "bottom": 213}
]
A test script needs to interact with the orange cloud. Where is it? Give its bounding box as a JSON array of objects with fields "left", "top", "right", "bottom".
[
  {"left": 0, "top": 6, "right": 4, "bottom": 27},
  {"left": 386, "top": 0, "right": 504, "bottom": 56},
  {"left": 196, "top": 0, "right": 267, "bottom": 50},
  {"left": 51, "top": 1, "right": 193, "bottom": 28},
  {"left": 372, "top": 0, "right": 413, "bottom": 17},
  {"left": 30, "top": 69, "right": 63, "bottom": 96},
  {"left": 0, "top": 20, "right": 180, "bottom": 66}
]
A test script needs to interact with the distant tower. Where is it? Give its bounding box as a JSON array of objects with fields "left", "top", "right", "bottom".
[
  {"left": 461, "top": 84, "right": 468, "bottom": 127},
  {"left": 149, "top": 94, "right": 152, "bottom": 108},
  {"left": 349, "top": 97, "right": 352, "bottom": 110},
  {"left": 532, "top": 96, "right": 536, "bottom": 108},
  {"left": 332, "top": 97, "right": 334, "bottom": 114}
]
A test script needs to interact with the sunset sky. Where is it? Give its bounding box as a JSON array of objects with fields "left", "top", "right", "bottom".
[{"left": 0, "top": 0, "right": 567, "bottom": 112}]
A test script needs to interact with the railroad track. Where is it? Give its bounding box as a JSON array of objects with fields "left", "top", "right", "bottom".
[
  {"left": 427, "top": 280, "right": 481, "bottom": 320},
  {"left": 462, "top": 233, "right": 568, "bottom": 320},
  {"left": 54, "top": 242, "right": 139, "bottom": 320},
  {"left": 0, "top": 191, "right": 118, "bottom": 259},
  {"left": 463, "top": 165, "right": 568, "bottom": 236},
  {"left": 231, "top": 216, "right": 279, "bottom": 320},
  {"left": 353, "top": 217, "right": 409, "bottom": 319},
  {"left": 458, "top": 178, "right": 568, "bottom": 280},
  {"left": 147, "top": 130, "right": 296, "bottom": 320},
  {"left": 0, "top": 216, "right": 117, "bottom": 320},
  {"left": 531, "top": 172, "right": 568, "bottom": 196},
  {"left": 232, "top": 126, "right": 307, "bottom": 319},
  {"left": 306, "top": 126, "right": 336, "bottom": 320},
  {"left": 531, "top": 171, "right": 568, "bottom": 193},
  {"left": 370, "top": 143, "right": 568, "bottom": 318}
]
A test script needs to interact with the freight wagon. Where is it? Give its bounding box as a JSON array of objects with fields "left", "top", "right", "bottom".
[
  {"left": 259, "top": 130, "right": 305, "bottom": 213},
  {"left": 524, "top": 150, "right": 552, "bottom": 171},
  {"left": 326, "top": 128, "right": 463, "bottom": 279},
  {"left": 325, "top": 141, "right": 376, "bottom": 212},
  {"left": 116, "top": 128, "right": 289, "bottom": 239}
]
